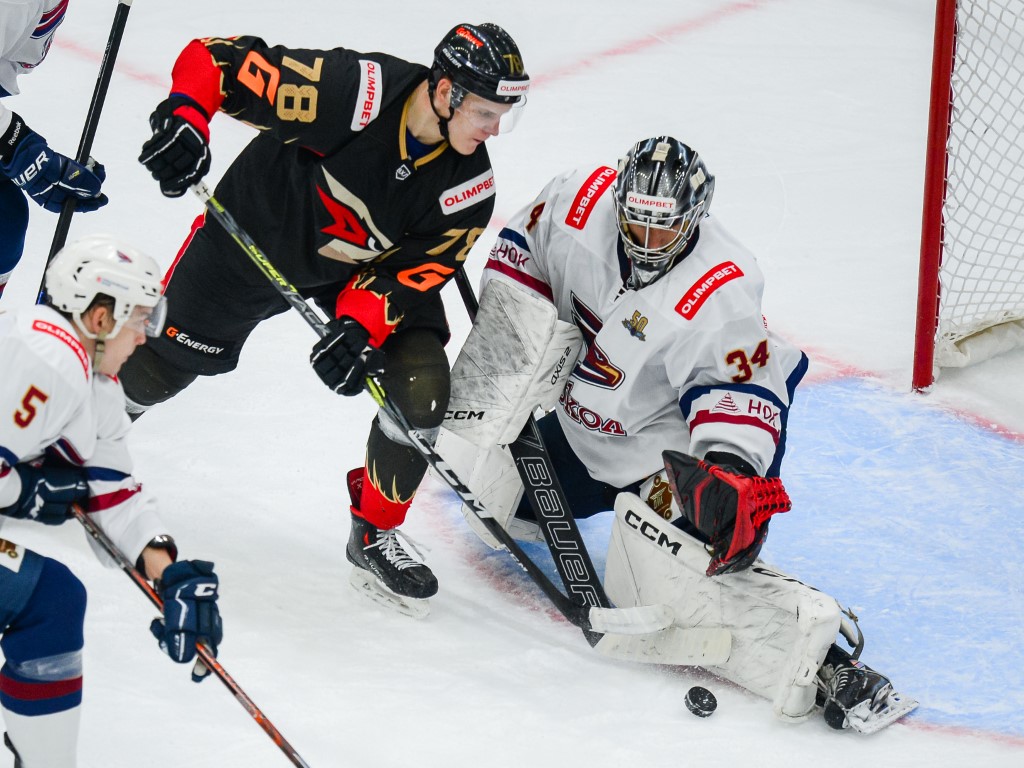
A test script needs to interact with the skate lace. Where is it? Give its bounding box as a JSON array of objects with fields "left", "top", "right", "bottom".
[{"left": 366, "top": 528, "right": 427, "bottom": 571}]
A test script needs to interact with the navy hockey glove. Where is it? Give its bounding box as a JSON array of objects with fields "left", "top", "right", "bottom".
[
  {"left": 310, "top": 317, "right": 386, "bottom": 396},
  {"left": 151, "top": 560, "right": 222, "bottom": 682},
  {"left": 139, "top": 95, "right": 212, "bottom": 198},
  {"left": 0, "top": 464, "right": 89, "bottom": 525},
  {"left": 663, "top": 450, "right": 791, "bottom": 576},
  {"left": 0, "top": 113, "right": 107, "bottom": 213}
]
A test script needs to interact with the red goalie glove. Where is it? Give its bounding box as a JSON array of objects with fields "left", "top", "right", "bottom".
[{"left": 662, "top": 449, "right": 792, "bottom": 576}]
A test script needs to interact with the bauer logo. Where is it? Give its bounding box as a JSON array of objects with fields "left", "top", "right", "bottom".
[
  {"left": 675, "top": 262, "right": 744, "bottom": 320},
  {"left": 351, "top": 60, "right": 382, "bottom": 131},
  {"left": 565, "top": 166, "right": 616, "bottom": 230},
  {"left": 440, "top": 170, "right": 496, "bottom": 214}
]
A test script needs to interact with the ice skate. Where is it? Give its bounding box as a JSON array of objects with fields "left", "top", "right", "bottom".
[
  {"left": 345, "top": 468, "right": 436, "bottom": 618},
  {"left": 817, "top": 645, "right": 918, "bottom": 734}
]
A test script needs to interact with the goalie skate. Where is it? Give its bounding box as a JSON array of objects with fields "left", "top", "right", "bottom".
[{"left": 818, "top": 649, "right": 918, "bottom": 734}]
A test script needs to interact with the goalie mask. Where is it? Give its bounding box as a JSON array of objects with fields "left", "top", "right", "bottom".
[
  {"left": 614, "top": 137, "right": 715, "bottom": 289},
  {"left": 45, "top": 234, "right": 167, "bottom": 340},
  {"left": 431, "top": 23, "right": 530, "bottom": 134}
]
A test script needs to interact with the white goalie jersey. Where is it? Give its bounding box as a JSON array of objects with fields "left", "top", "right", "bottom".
[
  {"left": 481, "top": 165, "right": 808, "bottom": 486},
  {"left": 0, "top": 305, "right": 168, "bottom": 564}
]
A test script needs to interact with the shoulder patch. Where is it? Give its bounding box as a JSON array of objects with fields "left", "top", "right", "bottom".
[
  {"left": 31, "top": 320, "right": 89, "bottom": 379},
  {"left": 674, "top": 262, "right": 745, "bottom": 320},
  {"left": 350, "top": 59, "right": 382, "bottom": 131},
  {"left": 565, "top": 166, "right": 616, "bottom": 230},
  {"left": 439, "top": 169, "right": 495, "bottom": 214}
]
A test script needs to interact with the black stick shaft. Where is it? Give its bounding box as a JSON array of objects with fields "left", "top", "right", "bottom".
[{"left": 38, "top": 0, "right": 134, "bottom": 302}]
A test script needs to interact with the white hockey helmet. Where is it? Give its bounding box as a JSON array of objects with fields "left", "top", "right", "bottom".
[{"left": 45, "top": 234, "right": 167, "bottom": 339}]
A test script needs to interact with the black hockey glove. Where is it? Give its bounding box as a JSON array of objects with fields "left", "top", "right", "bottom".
[
  {"left": 310, "top": 317, "right": 386, "bottom": 396},
  {"left": 662, "top": 449, "right": 791, "bottom": 576},
  {"left": 151, "top": 560, "right": 222, "bottom": 683},
  {"left": 0, "top": 464, "right": 89, "bottom": 526},
  {"left": 138, "top": 95, "right": 212, "bottom": 198}
]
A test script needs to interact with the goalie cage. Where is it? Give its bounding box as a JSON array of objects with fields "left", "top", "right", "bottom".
[{"left": 913, "top": 0, "right": 1024, "bottom": 390}]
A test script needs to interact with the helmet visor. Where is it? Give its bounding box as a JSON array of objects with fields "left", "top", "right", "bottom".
[
  {"left": 451, "top": 85, "right": 527, "bottom": 134},
  {"left": 123, "top": 297, "right": 167, "bottom": 338}
]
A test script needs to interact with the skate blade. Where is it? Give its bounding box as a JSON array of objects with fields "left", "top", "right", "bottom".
[
  {"left": 348, "top": 567, "right": 431, "bottom": 619},
  {"left": 845, "top": 690, "right": 919, "bottom": 734}
]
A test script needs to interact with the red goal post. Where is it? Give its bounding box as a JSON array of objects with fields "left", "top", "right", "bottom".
[{"left": 913, "top": 0, "right": 1024, "bottom": 391}]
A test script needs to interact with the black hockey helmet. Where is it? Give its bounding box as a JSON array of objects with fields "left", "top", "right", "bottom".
[
  {"left": 614, "top": 136, "right": 715, "bottom": 289},
  {"left": 431, "top": 23, "right": 530, "bottom": 107}
]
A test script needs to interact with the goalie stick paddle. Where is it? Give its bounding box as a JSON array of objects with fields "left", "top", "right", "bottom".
[
  {"left": 453, "top": 272, "right": 618, "bottom": 620},
  {"left": 37, "top": 0, "right": 135, "bottom": 304},
  {"left": 190, "top": 187, "right": 735, "bottom": 661},
  {"left": 71, "top": 506, "right": 313, "bottom": 768}
]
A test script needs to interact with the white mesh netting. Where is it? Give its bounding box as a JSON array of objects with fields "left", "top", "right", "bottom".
[{"left": 936, "top": 0, "right": 1024, "bottom": 367}]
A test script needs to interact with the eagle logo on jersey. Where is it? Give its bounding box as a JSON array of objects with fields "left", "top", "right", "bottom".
[
  {"left": 621, "top": 310, "right": 648, "bottom": 342},
  {"left": 569, "top": 293, "right": 624, "bottom": 390},
  {"left": 316, "top": 170, "right": 394, "bottom": 263}
]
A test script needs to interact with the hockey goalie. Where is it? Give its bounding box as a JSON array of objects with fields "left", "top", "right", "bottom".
[{"left": 437, "top": 136, "right": 917, "bottom": 734}]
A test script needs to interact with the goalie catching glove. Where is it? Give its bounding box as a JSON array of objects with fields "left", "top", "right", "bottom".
[{"left": 662, "top": 449, "right": 791, "bottom": 576}]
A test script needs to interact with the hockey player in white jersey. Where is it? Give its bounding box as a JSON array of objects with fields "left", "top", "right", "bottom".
[
  {"left": 442, "top": 136, "right": 916, "bottom": 733},
  {"left": 0, "top": 236, "right": 223, "bottom": 766},
  {"left": 0, "top": 0, "right": 108, "bottom": 300}
]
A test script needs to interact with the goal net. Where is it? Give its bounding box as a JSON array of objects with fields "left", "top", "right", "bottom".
[{"left": 913, "top": 0, "right": 1024, "bottom": 390}]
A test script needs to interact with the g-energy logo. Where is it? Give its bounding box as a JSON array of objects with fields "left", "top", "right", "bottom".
[{"left": 165, "top": 326, "right": 228, "bottom": 357}]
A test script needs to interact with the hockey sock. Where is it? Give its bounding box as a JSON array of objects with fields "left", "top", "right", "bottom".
[{"left": 1, "top": 558, "right": 86, "bottom": 766}]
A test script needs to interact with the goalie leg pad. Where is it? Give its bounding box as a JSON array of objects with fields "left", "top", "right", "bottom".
[
  {"left": 605, "top": 493, "right": 841, "bottom": 721},
  {"left": 433, "top": 429, "right": 528, "bottom": 550},
  {"left": 445, "top": 279, "right": 582, "bottom": 447}
]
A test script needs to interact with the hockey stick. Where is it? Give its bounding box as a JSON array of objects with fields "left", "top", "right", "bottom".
[
  {"left": 452, "top": 270, "right": 617, "bottom": 618},
  {"left": 72, "top": 506, "right": 313, "bottom": 768},
  {"left": 191, "top": 185, "right": 730, "bottom": 663},
  {"left": 36, "top": 0, "right": 135, "bottom": 303}
]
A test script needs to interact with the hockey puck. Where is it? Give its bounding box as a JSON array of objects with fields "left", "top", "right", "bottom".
[{"left": 685, "top": 686, "right": 717, "bottom": 717}]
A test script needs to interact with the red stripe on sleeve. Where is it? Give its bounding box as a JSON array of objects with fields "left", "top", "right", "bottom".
[
  {"left": 87, "top": 486, "right": 141, "bottom": 513},
  {"left": 688, "top": 410, "right": 781, "bottom": 444},
  {"left": 484, "top": 259, "right": 554, "bottom": 301}
]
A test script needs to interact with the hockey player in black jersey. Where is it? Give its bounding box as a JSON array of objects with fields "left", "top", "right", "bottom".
[{"left": 124, "top": 23, "right": 529, "bottom": 616}]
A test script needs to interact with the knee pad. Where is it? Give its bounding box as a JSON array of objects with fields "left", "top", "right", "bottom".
[
  {"left": 1, "top": 558, "right": 86, "bottom": 717},
  {"left": 119, "top": 343, "right": 198, "bottom": 412},
  {"left": 381, "top": 329, "right": 450, "bottom": 429}
]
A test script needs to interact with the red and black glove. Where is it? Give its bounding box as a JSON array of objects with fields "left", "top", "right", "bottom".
[
  {"left": 662, "top": 449, "right": 792, "bottom": 576},
  {"left": 138, "top": 94, "right": 212, "bottom": 198}
]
